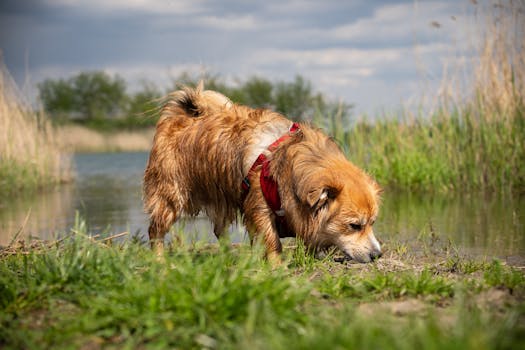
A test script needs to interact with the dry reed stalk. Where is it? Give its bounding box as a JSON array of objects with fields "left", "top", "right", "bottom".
[
  {"left": 439, "top": 0, "right": 524, "bottom": 121},
  {"left": 57, "top": 124, "right": 154, "bottom": 152},
  {"left": 0, "top": 231, "right": 130, "bottom": 257},
  {"left": 0, "top": 60, "right": 72, "bottom": 193}
]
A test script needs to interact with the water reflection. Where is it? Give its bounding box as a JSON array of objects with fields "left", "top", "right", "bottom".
[
  {"left": 0, "top": 152, "right": 523, "bottom": 258},
  {"left": 378, "top": 193, "right": 524, "bottom": 257},
  {"left": 0, "top": 184, "right": 75, "bottom": 243}
]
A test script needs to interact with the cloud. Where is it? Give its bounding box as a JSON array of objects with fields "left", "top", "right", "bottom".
[
  {"left": 243, "top": 37, "right": 454, "bottom": 113},
  {"left": 43, "top": 0, "right": 205, "bottom": 15},
  {"left": 2, "top": 0, "right": 475, "bottom": 117},
  {"left": 331, "top": 1, "right": 462, "bottom": 43},
  {"left": 198, "top": 15, "right": 259, "bottom": 30},
  {"left": 253, "top": 47, "right": 401, "bottom": 69},
  {"left": 264, "top": 0, "right": 363, "bottom": 15}
]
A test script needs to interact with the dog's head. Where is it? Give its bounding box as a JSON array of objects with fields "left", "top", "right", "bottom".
[{"left": 290, "top": 141, "right": 382, "bottom": 263}]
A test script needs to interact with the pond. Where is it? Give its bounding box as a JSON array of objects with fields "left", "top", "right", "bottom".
[{"left": 0, "top": 152, "right": 523, "bottom": 259}]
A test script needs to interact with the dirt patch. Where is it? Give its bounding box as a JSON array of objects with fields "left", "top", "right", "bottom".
[
  {"left": 504, "top": 255, "right": 525, "bottom": 269},
  {"left": 474, "top": 288, "right": 524, "bottom": 313},
  {"left": 358, "top": 298, "right": 428, "bottom": 317}
]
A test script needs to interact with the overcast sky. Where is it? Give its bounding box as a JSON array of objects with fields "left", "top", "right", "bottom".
[{"left": 1, "top": 0, "right": 477, "bottom": 116}]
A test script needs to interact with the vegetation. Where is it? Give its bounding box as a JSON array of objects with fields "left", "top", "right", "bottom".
[
  {"left": 38, "top": 71, "right": 351, "bottom": 130},
  {"left": 38, "top": 71, "right": 157, "bottom": 130},
  {"left": 38, "top": 71, "right": 127, "bottom": 122},
  {"left": 0, "top": 61, "right": 71, "bottom": 197},
  {"left": 342, "top": 107, "right": 524, "bottom": 193},
  {"left": 0, "top": 223, "right": 523, "bottom": 349},
  {"left": 341, "top": 0, "right": 524, "bottom": 194}
]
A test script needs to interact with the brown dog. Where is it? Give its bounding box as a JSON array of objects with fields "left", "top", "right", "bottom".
[{"left": 143, "top": 84, "right": 382, "bottom": 263}]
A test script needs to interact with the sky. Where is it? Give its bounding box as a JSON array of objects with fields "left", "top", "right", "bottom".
[{"left": 0, "top": 0, "right": 478, "bottom": 116}]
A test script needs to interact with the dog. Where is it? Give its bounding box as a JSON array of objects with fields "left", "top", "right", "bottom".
[{"left": 143, "top": 84, "right": 382, "bottom": 263}]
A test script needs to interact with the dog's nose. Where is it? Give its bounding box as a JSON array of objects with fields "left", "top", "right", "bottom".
[{"left": 370, "top": 250, "right": 382, "bottom": 261}]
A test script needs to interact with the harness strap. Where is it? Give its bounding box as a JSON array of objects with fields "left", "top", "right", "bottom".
[{"left": 241, "top": 123, "right": 300, "bottom": 237}]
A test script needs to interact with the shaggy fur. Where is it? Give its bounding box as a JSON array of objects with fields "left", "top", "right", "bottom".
[{"left": 143, "top": 84, "right": 382, "bottom": 263}]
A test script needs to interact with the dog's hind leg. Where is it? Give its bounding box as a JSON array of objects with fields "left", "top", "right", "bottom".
[
  {"left": 213, "top": 223, "right": 226, "bottom": 240},
  {"left": 208, "top": 208, "right": 233, "bottom": 242},
  {"left": 147, "top": 201, "right": 177, "bottom": 256}
]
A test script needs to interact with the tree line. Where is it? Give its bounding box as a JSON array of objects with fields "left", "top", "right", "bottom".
[{"left": 38, "top": 71, "right": 353, "bottom": 130}]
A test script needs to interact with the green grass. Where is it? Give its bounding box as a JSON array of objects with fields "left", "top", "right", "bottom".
[
  {"left": 337, "top": 106, "right": 525, "bottom": 194},
  {"left": 1, "top": 228, "right": 523, "bottom": 349}
]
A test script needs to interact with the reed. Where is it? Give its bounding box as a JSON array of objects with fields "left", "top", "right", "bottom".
[
  {"left": 56, "top": 124, "right": 154, "bottom": 153},
  {"left": 0, "top": 61, "right": 71, "bottom": 196},
  {"left": 340, "top": 0, "right": 524, "bottom": 193}
]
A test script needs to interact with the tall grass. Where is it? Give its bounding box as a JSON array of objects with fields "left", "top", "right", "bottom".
[
  {"left": 0, "top": 61, "right": 71, "bottom": 196},
  {"left": 340, "top": 0, "right": 524, "bottom": 193}
]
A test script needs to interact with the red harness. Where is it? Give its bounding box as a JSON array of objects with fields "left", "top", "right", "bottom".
[{"left": 242, "top": 123, "right": 300, "bottom": 237}]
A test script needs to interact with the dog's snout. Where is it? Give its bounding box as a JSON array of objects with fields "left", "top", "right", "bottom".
[
  {"left": 370, "top": 249, "right": 382, "bottom": 261},
  {"left": 368, "top": 233, "right": 382, "bottom": 261}
]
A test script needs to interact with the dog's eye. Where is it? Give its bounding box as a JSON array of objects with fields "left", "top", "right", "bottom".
[{"left": 350, "top": 223, "right": 362, "bottom": 231}]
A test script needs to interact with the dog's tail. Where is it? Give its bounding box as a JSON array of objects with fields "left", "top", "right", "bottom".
[{"left": 161, "top": 81, "right": 233, "bottom": 119}]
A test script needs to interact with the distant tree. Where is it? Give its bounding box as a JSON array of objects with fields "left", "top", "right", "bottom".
[
  {"left": 128, "top": 81, "right": 161, "bottom": 116},
  {"left": 170, "top": 72, "right": 229, "bottom": 94},
  {"left": 241, "top": 77, "right": 273, "bottom": 108},
  {"left": 312, "top": 94, "right": 354, "bottom": 139},
  {"left": 169, "top": 73, "right": 322, "bottom": 121},
  {"left": 37, "top": 79, "right": 75, "bottom": 121},
  {"left": 38, "top": 71, "right": 127, "bottom": 122},
  {"left": 125, "top": 80, "right": 162, "bottom": 128},
  {"left": 273, "top": 76, "right": 313, "bottom": 120},
  {"left": 38, "top": 69, "right": 354, "bottom": 130},
  {"left": 73, "top": 71, "right": 127, "bottom": 120}
]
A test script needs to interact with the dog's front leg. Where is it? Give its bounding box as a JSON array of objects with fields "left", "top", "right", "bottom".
[
  {"left": 256, "top": 215, "right": 282, "bottom": 265},
  {"left": 244, "top": 201, "right": 282, "bottom": 265}
]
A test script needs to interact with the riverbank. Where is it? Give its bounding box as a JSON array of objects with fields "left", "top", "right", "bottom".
[
  {"left": 0, "top": 230, "right": 523, "bottom": 349},
  {"left": 57, "top": 125, "right": 154, "bottom": 153}
]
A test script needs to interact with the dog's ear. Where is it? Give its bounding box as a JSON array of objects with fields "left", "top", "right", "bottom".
[
  {"left": 306, "top": 186, "right": 340, "bottom": 210},
  {"left": 295, "top": 169, "right": 342, "bottom": 210}
]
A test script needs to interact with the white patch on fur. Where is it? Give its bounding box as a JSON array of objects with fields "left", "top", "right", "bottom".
[{"left": 243, "top": 120, "right": 292, "bottom": 175}]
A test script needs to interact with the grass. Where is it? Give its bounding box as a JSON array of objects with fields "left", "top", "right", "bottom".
[
  {"left": 0, "top": 221, "right": 523, "bottom": 349},
  {"left": 341, "top": 109, "right": 524, "bottom": 193},
  {"left": 0, "top": 61, "right": 71, "bottom": 197}
]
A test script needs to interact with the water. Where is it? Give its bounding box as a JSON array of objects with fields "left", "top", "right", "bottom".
[{"left": 1, "top": 152, "right": 523, "bottom": 259}]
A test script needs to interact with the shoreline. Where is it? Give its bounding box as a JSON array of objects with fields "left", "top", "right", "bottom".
[{"left": 57, "top": 124, "right": 154, "bottom": 153}]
